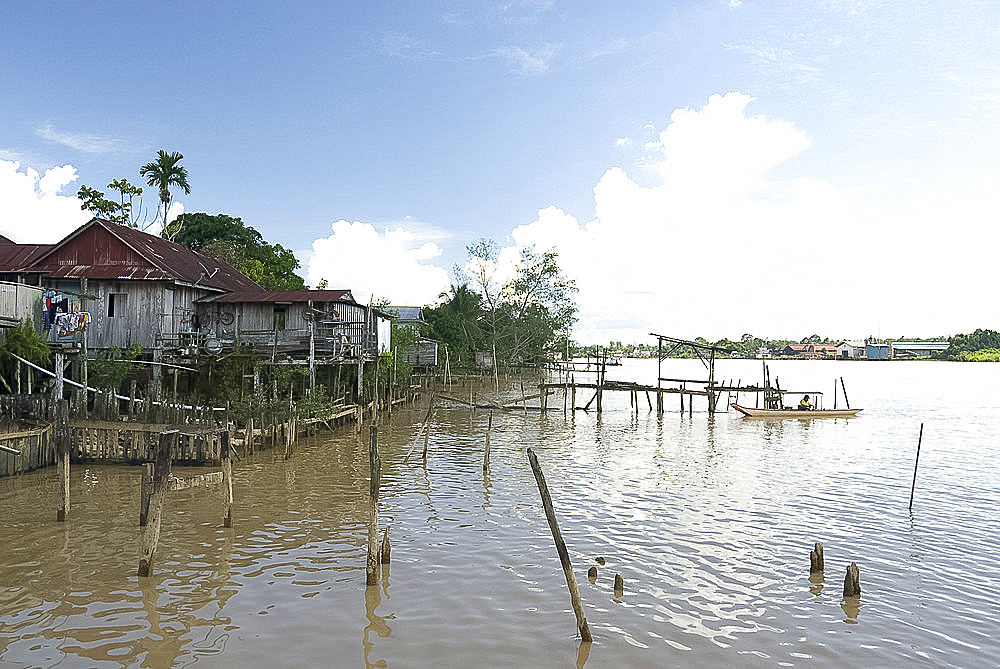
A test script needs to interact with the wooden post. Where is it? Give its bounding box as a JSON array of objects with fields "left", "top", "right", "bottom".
[
  {"left": 840, "top": 377, "right": 851, "bottom": 409},
  {"left": 138, "top": 430, "right": 176, "bottom": 577},
  {"left": 380, "top": 526, "right": 391, "bottom": 564},
  {"left": 843, "top": 562, "right": 861, "bottom": 597},
  {"left": 526, "top": 448, "right": 592, "bottom": 642},
  {"left": 222, "top": 430, "right": 234, "bottom": 527},
  {"left": 614, "top": 574, "right": 624, "bottom": 599},
  {"left": 55, "top": 399, "right": 69, "bottom": 522},
  {"left": 366, "top": 425, "right": 381, "bottom": 586},
  {"left": 909, "top": 423, "right": 924, "bottom": 511},
  {"left": 139, "top": 462, "right": 153, "bottom": 526},
  {"left": 571, "top": 375, "right": 576, "bottom": 411},
  {"left": 809, "top": 542, "right": 824, "bottom": 573},
  {"left": 483, "top": 410, "right": 493, "bottom": 473}
]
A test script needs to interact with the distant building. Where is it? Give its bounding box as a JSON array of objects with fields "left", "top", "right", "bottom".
[
  {"left": 890, "top": 341, "right": 950, "bottom": 359},
  {"left": 837, "top": 341, "right": 866, "bottom": 359},
  {"left": 782, "top": 343, "right": 838, "bottom": 359},
  {"left": 866, "top": 342, "right": 890, "bottom": 360}
]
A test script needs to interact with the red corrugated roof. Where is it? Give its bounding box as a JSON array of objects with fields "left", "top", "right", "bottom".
[
  {"left": 27, "top": 218, "right": 260, "bottom": 292},
  {"left": 0, "top": 243, "right": 54, "bottom": 273}
]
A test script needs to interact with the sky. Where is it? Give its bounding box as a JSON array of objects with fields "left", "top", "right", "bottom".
[{"left": 2, "top": 1, "right": 998, "bottom": 344}]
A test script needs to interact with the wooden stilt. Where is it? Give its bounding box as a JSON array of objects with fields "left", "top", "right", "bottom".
[
  {"left": 810, "top": 542, "right": 824, "bottom": 573},
  {"left": 55, "top": 399, "right": 69, "bottom": 522},
  {"left": 138, "top": 430, "right": 176, "bottom": 577},
  {"left": 222, "top": 431, "right": 234, "bottom": 527},
  {"left": 366, "top": 425, "right": 381, "bottom": 586},
  {"left": 843, "top": 562, "right": 861, "bottom": 597}
]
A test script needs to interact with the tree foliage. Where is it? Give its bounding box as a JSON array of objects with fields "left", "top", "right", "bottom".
[
  {"left": 141, "top": 150, "right": 191, "bottom": 240},
  {"left": 171, "top": 213, "right": 306, "bottom": 290},
  {"left": 88, "top": 344, "right": 143, "bottom": 391},
  {"left": 937, "top": 329, "right": 1000, "bottom": 361},
  {"left": 77, "top": 178, "right": 145, "bottom": 227},
  {"left": 424, "top": 243, "right": 577, "bottom": 368}
]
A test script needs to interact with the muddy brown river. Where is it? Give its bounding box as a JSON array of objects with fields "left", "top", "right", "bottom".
[{"left": 1, "top": 359, "right": 998, "bottom": 668}]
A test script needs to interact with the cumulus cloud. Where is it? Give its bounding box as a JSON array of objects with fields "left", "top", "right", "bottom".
[
  {"left": 0, "top": 159, "right": 91, "bottom": 242},
  {"left": 312, "top": 92, "right": 997, "bottom": 342},
  {"left": 487, "top": 92, "right": 944, "bottom": 342},
  {"left": 307, "top": 219, "right": 451, "bottom": 305}
]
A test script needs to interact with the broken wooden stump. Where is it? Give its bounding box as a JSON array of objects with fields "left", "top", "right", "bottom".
[
  {"left": 810, "top": 542, "right": 824, "bottom": 573},
  {"left": 843, "top": 562, "right": 861, "bottom": 597},
  {"left": 380, "top": 526, "right": 391, "bottom": 565},
  {"left": 614, "top": 574, "right": 624, "bottom": 599},
  {"left": 139, "top": 463, "right": 153, "bottom": 526}
]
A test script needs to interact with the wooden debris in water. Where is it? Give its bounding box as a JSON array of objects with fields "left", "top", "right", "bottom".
[
  {"left": 810, "top": 542, "right": 824, "bottom": 573},
  {"left": 614, "top": 574, "right": 624, "bottom": 599},
  {"left": 843, "top": 562, "right": 861, "bottom": 597}
]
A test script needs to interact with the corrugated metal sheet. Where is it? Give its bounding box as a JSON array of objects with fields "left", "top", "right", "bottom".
[
  {"left": 27, "top": 218, "right": 260, "bottom": 293},
  {"left": 200, "top": 289, "right": 355, "bottom": 304}
]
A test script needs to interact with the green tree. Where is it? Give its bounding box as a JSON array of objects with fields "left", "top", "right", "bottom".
[
  {"left": 140, "top": 150, "right": 191, "bottom": 240},
  {"left": 424, "top": 283, "right": 483, "bottom": 367},
  {"left": 171, "top": 213, "right": 306, "bottom": 289}
]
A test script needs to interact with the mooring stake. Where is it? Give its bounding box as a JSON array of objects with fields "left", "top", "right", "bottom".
[
  {"left": 909, "top": 423, "right": 924, "bottom": 511},
  {"left": 526, "top": 448, "right": 593, "bottom": 642}
]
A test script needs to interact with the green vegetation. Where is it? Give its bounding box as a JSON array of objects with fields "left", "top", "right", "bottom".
[
  {"left": 141, "top": 150, "right": 191, "bottom": 240},
  {"left": 935, "top": 329, "right": 1000, "bottom": 361},
  {"left": 0, "top": 319, "right": 50, "bottom": 393},
  {"left": 423, "top": 243, "right": 577, "bottom": 369},
  {"left": 88, "top": 344, "right": 143, "bottom": 391},
  {"left": 171, "top": 213, "right": 306, "bottom": 290}
]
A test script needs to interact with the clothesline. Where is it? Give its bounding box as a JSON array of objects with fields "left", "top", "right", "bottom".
[{"left": 10, "top": 353, "right": 226, "bottom": 412}]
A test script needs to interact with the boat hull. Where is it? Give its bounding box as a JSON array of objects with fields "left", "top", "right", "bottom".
[{"left": 731, "top": 404, "right": 863, "bottom": 418}]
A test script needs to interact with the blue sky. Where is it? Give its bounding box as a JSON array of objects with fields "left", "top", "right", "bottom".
[{"left": 2, "top": 1, "right": 998, "bottom": 343}]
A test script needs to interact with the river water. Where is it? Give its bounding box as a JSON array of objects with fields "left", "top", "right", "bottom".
[{"left": 1, "top": 359, "right": 998, "bottom": 668}]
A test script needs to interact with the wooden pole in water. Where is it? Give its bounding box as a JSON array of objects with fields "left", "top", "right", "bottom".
[
  {"left": 138, "top": 430, "right": 176, "bottom": 577},
  {"left": 843, "top": 562, "right": 861, "bottom": 597},
  {"left": 909, "top": 423, "right": 924, "bottom": 511},
  {"left": 809, "top": 542, "right": 824, "bottom": 573},
  {"left": 222, "top": 430, "right": 234, "bottom": 527},
  {"left": 139, "top": 462, "right": 153, "bottom": 526},
  {"left": 526, "top": 448, "right": 593, "bottom": 642},
  {"left": 840, "top": 377, "right": 850, "bottom": 409},
  {"left": 380, "top": 526, "right": 391, "bottom": 564},
  {"left": 55, "top": 399, "right": 69, "bottom": 522},
  {"left": 366, "top": 425, "right": 381, "bottom": 586},
  {"left": 483, "top": 411, "right": 493, "bottom": 473}
]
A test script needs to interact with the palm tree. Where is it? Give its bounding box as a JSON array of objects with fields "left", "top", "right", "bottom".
[{"left": 139, "top": 150, "right": 191, "bottom": 239}]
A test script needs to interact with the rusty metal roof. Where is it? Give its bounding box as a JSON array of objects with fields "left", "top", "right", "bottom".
[
  {"left": 26, "top": 218, "right": 260, "bottom": 292},
  {"left": 0, "top": 243, "right": 54, "bottom": 273},
  {"left": 199, "top": 289, "right": 356, "bottom": 304}
]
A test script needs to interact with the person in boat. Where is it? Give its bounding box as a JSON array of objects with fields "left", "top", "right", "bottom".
[{"left": 798, "top": 394, "right": 812, "bottom": 410}]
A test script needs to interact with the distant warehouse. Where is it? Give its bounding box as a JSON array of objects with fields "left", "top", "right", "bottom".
[{"left": 889, "top": 341, "right": 949, "bottom": 359}]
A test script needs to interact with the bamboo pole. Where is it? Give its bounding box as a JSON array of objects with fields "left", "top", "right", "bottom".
[
  {"left": 526, "top": 448, "right": 592, "bottom": 641},
  {"left": 909, "top": 423, "right": 924, "bottom": 511},
  {"left": 840, "top": 377, "right": 851, "bottom": 409}
]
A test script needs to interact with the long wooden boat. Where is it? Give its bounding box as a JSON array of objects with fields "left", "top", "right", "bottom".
[{"left": 731, "top": 404, "right": 863, "bottom": 418}]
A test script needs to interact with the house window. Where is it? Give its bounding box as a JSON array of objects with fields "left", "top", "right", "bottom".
[
  {"left": 273, "top": 307, "right": 286, "bottom": 331},
  {"left": 108, "top": 293, "right": 127, "bottom": 318}
]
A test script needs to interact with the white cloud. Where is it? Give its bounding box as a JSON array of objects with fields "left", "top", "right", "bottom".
[
  {"left": 0, "top": 159, "right": 91, "bottom": 242},
  {"left": 307, "top": 219, "right": 451, "bottom": 305},
  {"left": 488, "top": 92, "right": 996, "bottom": 342},
  {"left": 36, "top": 124, "right": 123, "bottom": 154}
]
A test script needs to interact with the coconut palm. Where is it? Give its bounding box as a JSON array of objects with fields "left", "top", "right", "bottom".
[{"left": 139, "top": 150, "right": 191, "bottom": 239}]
